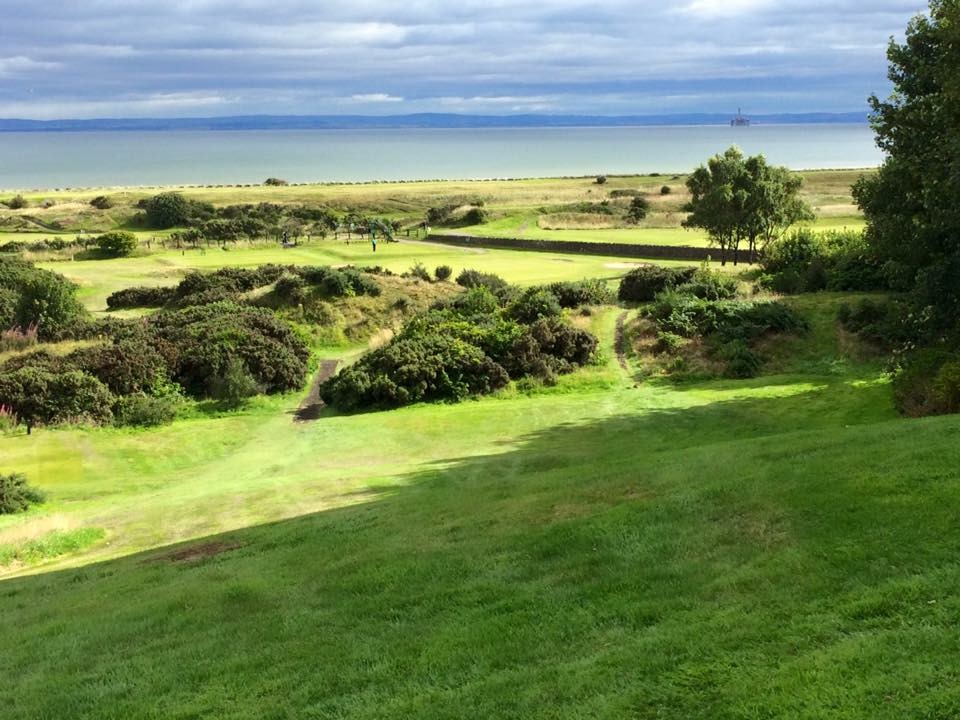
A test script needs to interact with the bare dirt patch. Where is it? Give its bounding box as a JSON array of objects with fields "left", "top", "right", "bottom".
[
  {"left": 154, "top": 541, "right": 243, "bottom": 564},
  {"left": 294, "top": 360, "right": 339, "bottom": 422}
]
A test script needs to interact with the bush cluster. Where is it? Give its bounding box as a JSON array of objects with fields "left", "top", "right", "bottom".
[
  {"left": 618, "top": 265, "right": 697, "bottom": 302},
  {"left": 0, "top": 257, "right": 88, "bottom": 340},
  {"left": 95, "top": 231, "right": 138, "bottom": 257},
  {"left": 0, "top": 302, "right": 309, "bottom": 431},
  {"left": 645, "top": 283, "right": 807, "bottom": 379},
  {"left": 759, "top": 228, "right": 886, "bottom": 294},
  {"left": 105, "top": 264, "right": 381, "bottom": 310},
  {"left": 320, "top": 277, "right": 598, "bottom": 411}
]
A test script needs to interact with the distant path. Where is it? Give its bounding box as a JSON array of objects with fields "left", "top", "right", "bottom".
[
  {"left": 294, "top": 360, "right": 339, "bottom": 422},
  {"left": 614, "top": 312, "right": 629, "bottom": 372}
]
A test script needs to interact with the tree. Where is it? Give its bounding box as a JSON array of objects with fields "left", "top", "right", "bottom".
[
  {"left": 625, "top": 195, "right": 651, "bottom": 224},
  {"left": 683, "top": 147, "right": 748, "bottom": 265},
  {"left": 853, "top": 0, "right": 960, "bottom": 336},
  {"left": 742, "top": 156, "right": 814, "bottom": 262},
  {"left": 96, "top": 231, "right": 138, "bottom": 256},
  {"left": 683, "top": 147, "right": 812, "bottom": 265}
]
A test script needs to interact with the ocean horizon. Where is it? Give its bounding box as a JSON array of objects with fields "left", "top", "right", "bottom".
[{"left": 0, "top": 123, "right": 881, "bottom": 190}]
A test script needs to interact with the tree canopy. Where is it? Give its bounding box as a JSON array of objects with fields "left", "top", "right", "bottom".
[
  {"left": 853, "top": 0, "right": 960, "bottom": 337},
  {"left": 683, "top": 147, "right": 812, "bottom": 265}
]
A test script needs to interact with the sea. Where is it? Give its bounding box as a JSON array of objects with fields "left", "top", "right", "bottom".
[{"left": 0, "top": 124, "right": 881, "bottom": 190}]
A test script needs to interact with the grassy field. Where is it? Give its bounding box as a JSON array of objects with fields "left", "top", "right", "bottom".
[
  {"left": 6, "top": 169, "right": 957, "bottom": 718},
  {"left": 3, "top": 274, "right": 960, "bottom": 717},
  {"left": 36, "top": 241, "right": 691, "bottom": 314},
  {"left": 1, "top": 169, "right": 870, "bottom": 253}
]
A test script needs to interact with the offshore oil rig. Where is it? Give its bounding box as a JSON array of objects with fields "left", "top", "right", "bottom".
[{"left": 730, "top": 108, "right": 751, "bottom": 127}]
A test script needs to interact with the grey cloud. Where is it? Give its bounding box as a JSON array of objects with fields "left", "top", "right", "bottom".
[{"left": 0, "top": 0, "right": 925, "bottom": 118}]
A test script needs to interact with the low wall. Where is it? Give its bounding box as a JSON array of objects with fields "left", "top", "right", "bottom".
[{"left": 425, "top": 233, "right": 753, "bottom": 264}]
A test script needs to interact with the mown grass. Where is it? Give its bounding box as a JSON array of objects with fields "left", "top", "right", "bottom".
[{"left": 4, "top": 287, "right": 958, "bottom": 717}]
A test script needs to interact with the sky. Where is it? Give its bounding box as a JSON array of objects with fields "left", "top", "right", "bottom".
[{"left": 0, "top": 0, "right": 926, "bottom": 120}]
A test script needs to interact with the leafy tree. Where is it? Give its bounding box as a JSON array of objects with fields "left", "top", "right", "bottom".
[
  {"left": 684, "top": 147, "right": 811, "bottom": 265},
  {"left": 853, "top": 0, "right": 960, "bottom": 337},
  {"left": 143, "top": 192, "right": 191, "bottom": 228},
  {"left": 96, "top": 231, "right": 138, "bottom": 257}
]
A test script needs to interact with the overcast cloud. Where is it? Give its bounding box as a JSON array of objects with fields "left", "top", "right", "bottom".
[{"left": 0, "top": 0, "right": 924, "bottom": 119}]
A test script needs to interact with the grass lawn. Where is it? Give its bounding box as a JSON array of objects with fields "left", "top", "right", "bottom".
[
  {"left": 3, "top": 288, "right": 959, "bottom": 718},
  {"left": 37, "top": 241, "right": 695, "bottom": 314}
]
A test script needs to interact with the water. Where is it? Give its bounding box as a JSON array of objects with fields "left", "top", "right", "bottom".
[{"left": 0, "top": 124, "right": 881, "bottom": 190}]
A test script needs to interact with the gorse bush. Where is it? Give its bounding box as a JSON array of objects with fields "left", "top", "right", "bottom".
[
  {"left": 0, "top": 367, "right": 114, "bottom": 433},
  {"left": 0, "top": 257, "right": 88, "bottom": 340},
  {"left": 114, "top": 394, "right": 178, "bottom": 427},
  {"left": 0, "top": 473, "right": 45, "bottom": 515},
  {"left": 618, "top": 265, "right": 696, "bottom": 302},
  {"left": 106, "top": 286, "right": 176, "bottom": 310},
  {"left": 455, "top": 269, "right": 514, "bottom": 301},
  {"left": 209, "top": 357, "right": 261, "bottom": 407},
  {"left": 674, "top": 266, "right": 738, "bottom": 301},
  {"left": 321, "top": 278, "right": 598, "bottom": 412},
  {"left": 546, "top": 279, "right": 614, "bottom": 307},
  {"left": 95, "top": 231, "right": 138, "bottom": 257},
  {"left": 434, "top": 265, "right": 453, "bottom": 281}
]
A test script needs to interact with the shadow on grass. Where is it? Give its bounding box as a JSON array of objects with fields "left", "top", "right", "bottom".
[{"left": 2, "top": 380, "right": 957, "bottom": 718}]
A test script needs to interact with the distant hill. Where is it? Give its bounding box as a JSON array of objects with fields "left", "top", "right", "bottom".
[{"left": 0, "top": 112, "right": 868, "bottom": 132}]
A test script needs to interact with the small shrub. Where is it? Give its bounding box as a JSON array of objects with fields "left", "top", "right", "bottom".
[
  {"left": 106, "top": 286, "right": 176, "bottom": 310},
  {"left": 274, "top": 273, "right": 307, "bottom": 304},
  {"left": 618, "top": 265, "right": 696, "bottom": 302},
  {"left": 655, "top": 331, "right": 685, "bottom": 353},
  {"left": 114, "top": 394, "right": 178, "bottom": 427},
  {"left": 89, "top": 195, "right": 114, "bottom": 209},
  {"left": 264, "top": 177, "right": 289, "bottom": 186},
  {"left": 608, "top": 189, "right": 642, "bottom": 198},
  {"left": 626, "top": 196, "right": 651, "bottom": 224},
  {"left": 547, "top": 279, "right": 615, "bottom": 307},
  {"left": 508, "top": 288, "right": 562, "bottom": 324},
  {"left": 456, "top": 269, "right": 513, "bottom": 300},
  {"left": 660, "top": 185, "right": 672, "bottom": 195},
  {"left": 434, "top": 265, "right": 453, "bottom": 282},
  {"left": 0, "top": 473, "right": 45, "bottom": 514},
  {"left": 95, "top": 231, "right": 138, "bottom": 257},
  {"left": 210, "top": 357, "right": 260, "bottom": 407},
  {"left": 6, "top": 194, "right": 28, "bottom": 210},
  {"left": 717, "top": 339, "right": 763, "bottom": 378},
  {"left": 408, "top": 262, "right": 432, "bottom": 282},
  {"left": 674, "top": 267, "right": 738, "bottom": 301},
  {"left": 934, "top": 361, "right": 960, "bottom": 414},
  {"left": 595, "top": 175, "right": 608, "bottom": 185},
  {"left": 461, "top": 207, "right": 488, "bottom": 225}
]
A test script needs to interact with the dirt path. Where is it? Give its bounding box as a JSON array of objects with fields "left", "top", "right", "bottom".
[
  {"left": 614, "top": 311, "right": 629, "bottom": 372},
  {"left": 293, "top": 360, "right": 339, "bottom": 422}
]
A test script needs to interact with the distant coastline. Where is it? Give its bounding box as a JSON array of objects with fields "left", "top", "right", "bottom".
[{"left": 0, "top": 112, "right": 868, "bottom": 133}]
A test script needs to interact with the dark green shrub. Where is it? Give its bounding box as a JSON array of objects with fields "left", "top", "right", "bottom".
[
  {"left": 435, "top": 265, "right": 453, "bottom": 281},
  {"left": 146, "top": 302, "right": 309, "bottom": 397},
  {"left": 0, "top": 367, "right": 114, "bottom": 432},
  {"left": 618, "top": 265, "right": 696, "bottom": 302},
  {"left": 143, "top": 192, "right": 191, "bottom": 228},
  {"left": 90, "top": 195, "right": 114, "bottom": 209},
  {"left": 320, "top": 335, "right": 509, "bottom": 411},
  {"left": 508, "top": 288, "right": 562, "bottom": 324},
  {"left": 320, "top": 269, "right": 352, "bottom": 297},
  {"left": 626, "top": 196, "right": 651, "bottom": 224},
  {"left": 209, "top": 358, "right": 261, "bottom": 407},
  {"left": 95, "top": 231, "right": 138, "bottom": 257},
  {"left": 114, "top": 394, "right": 178, "bottom": 427},
  {"left": 0, "top": 257, "right": 88, "bottom": 340},
  {"left": 717, "top": 339, "right": 763, "bottom": 378},
  {"left": 0, "top": 473, "right": 45, "bottom": 514},
  {"left": 456, "top": 269, "right": 513, "bottom": 300},
  {"left": 838, "top": 299, "right": 913, "bottom": 350},
  {"left": 660, "top": 185, "right": 672, "bottom": 195},
  {"left": 595, "top": 176, "right": 608, "bottom": 185},
  {"left": 761, "top": 228, "right": 823, "bottom": 275},
  {"left": 106, "top": 286, "right": 176, "bottom": 310},
  {"left": 7, "top": 194, "right": 28, "bottom": 209},
  {"left": 408, "top": 262, "right": 432, "bottom": 282},
  {"left": 608, "top": 189, "right": 642, "bottom": 198},
  {"left": 68, "top": 340, "right": 167, "bottom": 396},
  {"left": 892, "top": 349, "right": 958, "bottom": 417},
  {"left": 547, "top": 279, "right": 615, "bottom": 307},
  {"left": 674, "top": 267, "right": 738, "bottom": 301},
  {"left": 462, "top": 207, "right": 488, "bottom": 225},
  {"left": 274, "top": 273, "right": 307, "bottom": 304}
]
